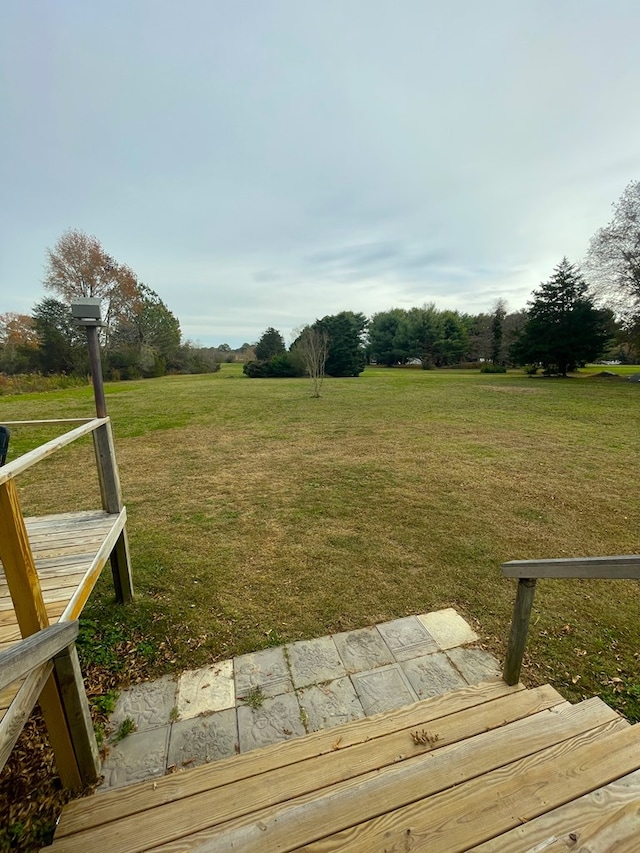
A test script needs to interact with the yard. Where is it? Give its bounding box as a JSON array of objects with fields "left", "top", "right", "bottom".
[{"left": 4, "top": 363, "right": 639, "bottom": 717}]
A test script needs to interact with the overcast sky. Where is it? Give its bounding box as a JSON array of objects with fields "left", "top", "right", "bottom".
[{"left": 2, "top": 1, "right": 640, "bottom": 347}]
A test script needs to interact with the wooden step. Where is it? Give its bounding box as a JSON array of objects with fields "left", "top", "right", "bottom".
[{"left": 42, "top": 682, "right": 638, "bottom": 853}]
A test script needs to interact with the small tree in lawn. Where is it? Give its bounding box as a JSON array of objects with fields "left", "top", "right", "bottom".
[
  {"left": 292, "top": 325, "right": 329, "bottom": 397},
  {"left": 513, "top": 258, "right": 610, "bottom": 376}
]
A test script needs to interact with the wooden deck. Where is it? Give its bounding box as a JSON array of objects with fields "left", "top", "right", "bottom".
[
  {"left": 0, "top": 508, "right": 126, "bottom": 721},
  {"left": 0, "top": 416, "right": 133, "bottom": 787},
  {"left": 44, "top": 679, "right": 640, "bottom": 852}
]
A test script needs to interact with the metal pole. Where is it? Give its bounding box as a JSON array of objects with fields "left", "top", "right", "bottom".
[{"left": 85, "top": 325, "right": 107, "bottom": 418}]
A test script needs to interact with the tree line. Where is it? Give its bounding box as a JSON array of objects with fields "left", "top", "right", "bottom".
[
  {"left": 0, "top": 229, "right": 218, "bottom": 379},
  {"left": 2, "top": 181, "right": 638, "bottom": 382},
  {"left": 245, "top": 181, "right": 640, "bottom": 380}
]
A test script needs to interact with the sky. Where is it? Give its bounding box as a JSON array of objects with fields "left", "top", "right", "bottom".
[{"left": 2, "top": 1, "right": 640, "bottom": 348}]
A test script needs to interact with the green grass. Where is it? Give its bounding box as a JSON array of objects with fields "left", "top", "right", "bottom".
[{"left": 2, "top": 364, "right": 640, "bottom": 723}]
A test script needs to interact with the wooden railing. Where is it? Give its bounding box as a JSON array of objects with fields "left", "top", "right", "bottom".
[
  {"left": 502, "top": 555, "right": 640, "bottom": 685},
  {"left": 0, "top": 416, "right": 133, "bottom": 788},
  {"left": 0, "top": 622, "right": 98, "bottom": 783},
  {"left": 0, "top": 417, "right": 133, "bottom": 604}
]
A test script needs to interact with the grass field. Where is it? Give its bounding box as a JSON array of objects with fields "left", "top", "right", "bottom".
[{"left": 3, "top": 364, "right": 640, "bottom": 721}]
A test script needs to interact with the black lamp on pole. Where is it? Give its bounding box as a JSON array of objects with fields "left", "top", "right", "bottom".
[{"left": 71, "top": 299, "right": 107, "bottom": 418}]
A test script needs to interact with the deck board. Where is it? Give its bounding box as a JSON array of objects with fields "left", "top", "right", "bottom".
[
  {"left": 0, "top": 509, "right": 125, "bottom": 715},
  {"left": 44, "top": 682, "right": 640, "bottom": 853}
]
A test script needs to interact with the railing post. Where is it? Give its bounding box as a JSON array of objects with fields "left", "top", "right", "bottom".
[
  {"left": 0, "top": 479, "right": 83, "bottom": 788},
  {"left": 53, "top": 643, "right": 100, "bottom": 784},
  {"left": 93, "top": 420, "right": 133, "bottom": 603},
  {"left": 503, "top": 578, "right": 537, "bottom": 685}
]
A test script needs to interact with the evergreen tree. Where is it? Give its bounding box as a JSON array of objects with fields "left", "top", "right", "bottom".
[
  {"left": 255, "top": 327, "right": 286, "bottom": 361},
  {"left": 513, "top": 259, "right": 610, "bottom": 376},
  {"left": 317, "top": 311, "right": 367, "bottom": 377}
]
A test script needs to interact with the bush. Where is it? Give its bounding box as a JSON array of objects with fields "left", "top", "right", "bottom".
[
  {"left": 0, "top": 372, "right": 88, "bottom": 396},
  {"left": 439, "top": 361, "right": 482, "bottom": 370},
  {"left": 524, "top": 364, "right": 539, "bottom": 375},
  {"left": 243, "top": 354, "right": 304, "bottom": 378},
  {"left": 480, "top": 363, "right": 507, "bottom": 373}
]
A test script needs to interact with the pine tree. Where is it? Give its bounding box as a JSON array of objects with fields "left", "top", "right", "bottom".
[{"left": 513, "top": 258, "right": 610, "bottom": 376}]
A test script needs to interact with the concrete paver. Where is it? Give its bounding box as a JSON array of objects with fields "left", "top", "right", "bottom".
[
  {"left": 446, "top": 646, "right": 502, "bottom": 683},
  {"left": 110, "top": 675, "right": 177, "bottom": 733},
  {"left": 298, "top": 676, "right": 365, "bottom": 731},
  {"left": 351, "top": 664, "right": 418, "bottom": 715},
  {"left": 376, "top": 616, "right": 439, "bottom": 662},
  {"left": 100, "top": 609, "right": 500, "bottom": 790},
  {"left": 286, "top": 635, "right": 346, "bottom": 688},
  {"left": 167, "top": 709, "right": 238, "bottom": 770},
  {"left": 417, "top": 608, "right": 479, "bottom": 650},
  {"left": 401, "top": 652, "right": 467, "bottom": 699},
  {"left": 234, "top": 646, "right": 293, "bottom": 699},
  {"left": 237, "top": 692, "right": 306, "bottom": 751},
  {"left": 333, "top": 626, "right": 394, "bottom": 673},
  {"left": 176, "top": 660, "right": 234, "bottom": 719},
  {"left": 101, "top": 726, "right": 170, "bottom": 789}
]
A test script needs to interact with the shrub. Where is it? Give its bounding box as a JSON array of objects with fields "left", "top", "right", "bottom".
[{"left": 480, "top": 363, "right": 507, "bottom": 373}]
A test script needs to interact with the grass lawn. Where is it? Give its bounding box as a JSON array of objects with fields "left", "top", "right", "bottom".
[
  {"left": 3, "top": 364, "right": 639, "bottom": 718},
  {"left": 1, "top": 364, "right": 639, "bottom": 849}
]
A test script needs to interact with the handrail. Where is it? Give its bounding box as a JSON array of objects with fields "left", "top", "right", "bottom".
[
  {"left": 0, "top": 621, "right": 79, "bottom": 692},
  {"left": 502, "top": 554, "right": 640, "bottom": 579},
  {"left": 0, "top": 621, "right": 98, "bottom": 783},
  {"left": 1, "top": 418, "right": 95, "bottom": 426},
  {"left": 0, "top": 417, "right": 108, "bottom": 484},
  {"left": 502, "top": 554, "right": 640, "bottom": 685}
]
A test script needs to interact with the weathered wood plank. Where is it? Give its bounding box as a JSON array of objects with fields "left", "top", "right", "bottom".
[
  {"left": 138, "top": 700, "right": 621, "bottom": 853},
  {"left": 0, "top": 418, "right": 108, "bottom": 484},
  {"left": 502, "top": 555, "right": 640, "bottom": 579},
  {"left": 1, "top": 419, "right": 94, "bottom": 426},
  {"left": 24, "top": 509, "right": 112, "bottom": 528},
  {"left": 60, "top": 508, "right": 127, "bottom": 621},
  {"left": 0, "top": 662, "right": 53, "bottom": 771},
  {"left": 503, "top": 577, "right": 536, "bottom": 685},
  {"left": 55, "top": 679, "right": 526, "bottom": 839},
  {"left": 93, "top": 422, "right": 133, "bottom": 602},
  {"left": 0, "top": 622, "right": 78, "bottom": 691},
  {"left": 470, "top": 768, "right": 640, "bottom": 852},
  {"left": 0, "top": 479, "right": 50, "bottom": 634},
  {"left": 285, "top": 719, "right": 639, "bottom": 853},
  {"left": 53, "top": 644, "right": 100, "bottom": 784},
  {"left": 51, "top": 689, "right": 584, "bottom": 853}
]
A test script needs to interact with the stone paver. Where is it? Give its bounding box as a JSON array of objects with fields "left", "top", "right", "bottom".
[
  {"left": 298, "top": 676, "right": 365, "bottom": 731},
  {"left": 177, "top": 660, "right": 234, "bottom": 719},
  {"left": 446, "top": 647, "right": 501, "bottom": 683},
  {"left": 234, "top": 646, "right": 293, "bottom": 699},
  {"left": 418, "top": 608, "right": 479, "bottom": 650},
  {"left": 110, "top": 675, "right": 177, "bottom": 733},
  {"left": 167, "top": 709, "right": 238, "bottom": 770},
  {"left": 237, "top": 692, "right": 306, "bottom": 751},
  {"left": 333, "top": 626, "right": 394, "bottom": 673},
  {"left": 101, "top": 726, "right": 170, "bottom": 789},
  {"left": 101, "top": 609, "right": 498, "bottom": 790},
  {"left": 401, "top": 652, "right": 467, "bottom": 699},
  {"left": 376, "top": 616, "right": 439, "bottom": 662},
  {"left": 286, "top": 636, "right": 346, "bottom": 688},
  {"left": 351, "top": 664, "right": 418, "bottom": 715}
]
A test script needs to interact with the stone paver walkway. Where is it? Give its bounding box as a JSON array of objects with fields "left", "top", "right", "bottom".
[{"left": 100, "top": 609, "right": 499, "bottom": 789}]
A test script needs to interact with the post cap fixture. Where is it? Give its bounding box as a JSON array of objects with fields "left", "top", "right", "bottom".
[{"left": 70, "top": 298, "right": 103, "bottom": 325}]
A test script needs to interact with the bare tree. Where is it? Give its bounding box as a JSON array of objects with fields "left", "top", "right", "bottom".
[
  {"left": 293, "top": 325, "right": 329, "bottom": 397},
  {"left": 44, "top": 229, "right": 139, "bottom": 343},
  {"left": 586, "top": 181, "right": 640, "bottom": 329}
]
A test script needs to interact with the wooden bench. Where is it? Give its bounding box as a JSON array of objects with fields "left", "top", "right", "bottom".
[{"left": 0, "top": 417, "right": 133, "bottom": 788}]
